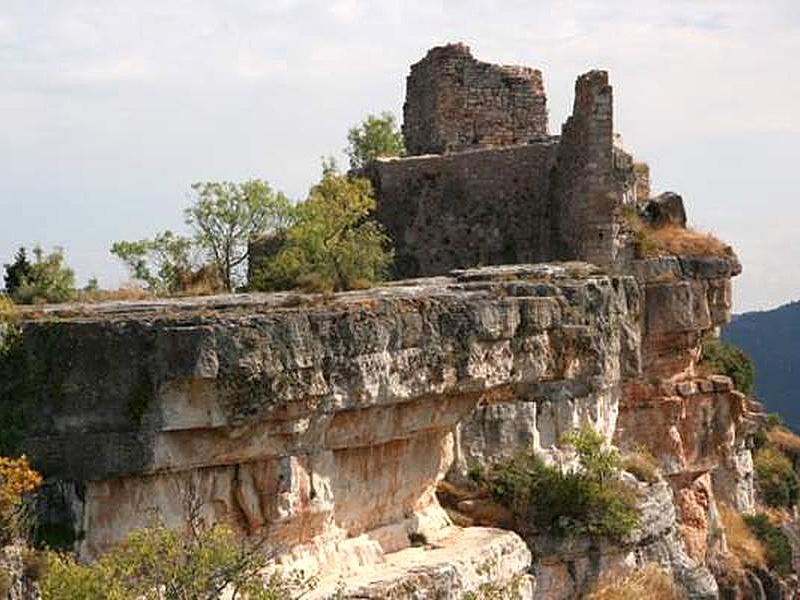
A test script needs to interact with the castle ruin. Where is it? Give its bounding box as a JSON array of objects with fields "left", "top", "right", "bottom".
[{"left": 367, "top": 44, "right": 649, "bottom": 278}]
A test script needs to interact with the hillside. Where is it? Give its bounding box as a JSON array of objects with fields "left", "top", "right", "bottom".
[{"left": 723, "top": 301, "right": 800, "bottom": 430}]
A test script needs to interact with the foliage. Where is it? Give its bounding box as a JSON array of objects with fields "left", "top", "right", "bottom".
[
  {"left": 345, "top": 112, "right": 405, "bottom": 170},
  {"left": 111, "top": 231, "right": 200, "bottom": 295},
  {"left": 186, "top": 179, "right": 293, "bottom": 292},
  {"left": 0, "top": 456, "right": 42, "bottom": 544},
  {"left": 753, "top": 445, "right": 799, "bottom": 508},
  {"left": 743, "top": 513, "right": 793, "bottom": 576},
  {"left": 252, "top": 161, "right": 393, "bottom": 293},
  {"left": 41, "top": 522, "right": 315, "bottom": 600},
  {"left": 2, "top": 248, "right": 32, "bottom": 297},
  {"left": 477, "top": 428, "right": 639, "bottom": 542},
  {"left": 587, "top": 563, "right": 681, "bottom": 600},
  {"left": 700, "top": 338, "right": 755, "bottom": 395},
  {"left": 9, "top": 246, "right": 75, "bottom": 305}
]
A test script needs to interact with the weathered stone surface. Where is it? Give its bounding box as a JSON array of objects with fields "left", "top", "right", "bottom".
[
  {"left": 365, "top": 51, "right": 640, "bottom": 280},
  {"left": 403, "top": 43, "right": 548, "bottom": 156},
  {"left": 11, "top": 264, "right": 636, "bottom": 587},
  {"left": 310, "top": 527, "right": 534, "bottom": 599},
  {"left": 529, "top": 482, "right": 717, "bottom": 600}
]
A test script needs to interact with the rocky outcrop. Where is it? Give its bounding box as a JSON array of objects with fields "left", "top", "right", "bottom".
[
  {"left": 529, "top": 481, "right": 717, "bottom": 599},
  {"left": 7, "top": 263, "right": 636, "bottom": 594}
]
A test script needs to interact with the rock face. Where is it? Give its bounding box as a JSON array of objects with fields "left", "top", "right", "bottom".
[
  {"left": 9, "top": 264, "right": 635, "bottom": 595},
  {"left": 2, "top": 44, "right": 764, "bottom": 598}
]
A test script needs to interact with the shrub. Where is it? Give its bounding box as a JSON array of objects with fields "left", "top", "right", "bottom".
[
  {"left": 9, "top": 246, "right": 75, "bottom": 305},
  {"left": 743, "top": 513, "right": 793, "bottom": 576},
  {"left": 587, "top": 563, "right": 681, "bottom": 600},
  {"left": 753, "top": 445, "right": 799, "bottom": 508},
  {"left": 699, "top": 338, "right": 755, "bottom": 395},
  {"left": 41, "top": 522, "right": 315, "bottom": 600},
  {"left": 0, "top": 456, "right": 42, "bottom": 544},
  {"left": 478, "top": 429, "right": 639, "bottom": 543}
]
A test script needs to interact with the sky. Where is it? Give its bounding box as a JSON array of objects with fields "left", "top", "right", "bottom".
[{"left": 1, "top": 0, "right": 799, "bottom": 312}]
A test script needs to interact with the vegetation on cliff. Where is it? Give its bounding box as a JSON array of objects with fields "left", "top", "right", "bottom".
[
  {"left": 2, "top": 246, "right": 76, "bottom": 305},
  {"left": 472, "top": 428, "right": 639, "bottom": 543},
  {"left": 250, "top": 160, "right": 393, "bottom": 293},
  {"left": 41, "top": 522, "right": 315, "bottom": 600},
  {"left": 699, "top": 338, "right": 755, "bottom": 395}
]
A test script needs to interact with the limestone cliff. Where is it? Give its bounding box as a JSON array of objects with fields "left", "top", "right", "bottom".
[{"left": 1, "top": 44, "right": 786, "bottom": 599}]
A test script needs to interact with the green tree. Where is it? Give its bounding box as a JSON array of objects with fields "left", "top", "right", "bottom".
[
  {"left": 345, "top": 112, "right": 405, "bottom": 170},
  {"left": 185, "top": 180, "right": 292, "bottom": 292},
  {"left": 41, "top": 522, "right": 315, "bottom": 599},
  {"left": 252, "top": 161, "right": 393, "bottom": 292},
  {"left": 2, "top": 248, "right": 32, "bottom": 297},
  {"left": 111, "top": 231, "right": 197, "bottom": 294},
  {"left": 11, "top": 246, "right": 75, "bottom": 304}
]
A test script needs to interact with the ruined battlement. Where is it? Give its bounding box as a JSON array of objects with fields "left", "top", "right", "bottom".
[
  {"left": 369, "top": 51, "right": 639, "bottom": 278},
  {"left": 402, "top": 44, "right": 548, "bottom": 155}
]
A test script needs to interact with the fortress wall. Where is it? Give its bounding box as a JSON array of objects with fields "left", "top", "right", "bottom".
[{"left": 369, "top": 140, "right": 559, "bottom": 278}]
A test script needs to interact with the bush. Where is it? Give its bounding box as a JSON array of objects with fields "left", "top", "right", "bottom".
[
  {"left": 743, "top": 513, "right": 793, "bottom": 576},
  {"left": 0, "top": 456, "right": 42, "bottom": 544},
  {"left": 753, "top": 445, "right": 799, "bottom": 508},
  {"left": 252, "top": 162, "right": 393, "bottom": 293},
  {"left": 699, "top": 338, "right": 755, "bottom": 395},
  {"left": 41, "top": 522, "right": 315, "bottom": 600},
  {"left": 8, "top": 246, "right": 75, "bottom": 305},
  {"left": 478, "top": 428, "right": 639, "bottom": 543}
]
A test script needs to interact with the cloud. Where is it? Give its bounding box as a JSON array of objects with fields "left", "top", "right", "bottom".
[{"left": 0, "top": 0, "right": 798, "bottom": 311}]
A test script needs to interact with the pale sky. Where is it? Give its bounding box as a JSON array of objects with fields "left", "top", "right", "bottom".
[{"left": 1, "top": 0, "right": 799, "bottom": 312}]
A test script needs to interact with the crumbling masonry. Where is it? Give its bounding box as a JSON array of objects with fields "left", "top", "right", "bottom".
[{"left": 366, "top": 43, "right": 649, "bottom": 278}]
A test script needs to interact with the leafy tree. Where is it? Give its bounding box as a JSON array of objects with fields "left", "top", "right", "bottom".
[
  {"left": 111, "top": 231, "right": 199, "bottom": 294},
  {"left": 345, "top": 112, "right": 405, "bottom": 170},
  {"left": 252, "top": 161, "right": 393, "bottom": 292},
  {"left": 11, "top": 246, "right": 75, "bottom": 305},
  {"left": 2, "top": 248, "right": 32, "bottom": 297},
  {"left": 186, "top": 180, "right": 292, "bottom": 292},
  {"left": 41, "top": 523, "right": 315, "bottom": 599},
  {"left": 700, "top": 338, "right": 755, "bottom": 394}
]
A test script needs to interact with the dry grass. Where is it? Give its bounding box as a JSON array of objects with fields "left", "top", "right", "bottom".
[
  {"left": 622, "top": 448, "right": 661, "bottom": 484},
  {"left": 621, "top": 208, "right": 732, "bottom": 258},
  {"left": 587, "top": 563, "right": 683, "bottom": 600},
  {"left": 77, "top": 283, "right": 153, "bottom": 303},
  {"left": 648, "top": 226, "right": 733, "bottom": 257},
  {"left": 718, "top": 503, "right": 766, "bottom": 570},
  {"left": 768, "top": 428, "right": 800, "bottom": 454}
]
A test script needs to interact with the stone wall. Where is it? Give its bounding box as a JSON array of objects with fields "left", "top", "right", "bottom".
[
  {"left": 368, "top": 141, "right": 558, "bottom": 277},
  {"left": 403, "top": 43, "right": 548, "bottom": 156},
  {"left": 370, "top": 62, "right": 636, "bottom": 278}
]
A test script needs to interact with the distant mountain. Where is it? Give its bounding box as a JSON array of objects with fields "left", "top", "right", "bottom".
[{"left": 723, "top": 301, "right": 800, "bottom": 430}]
